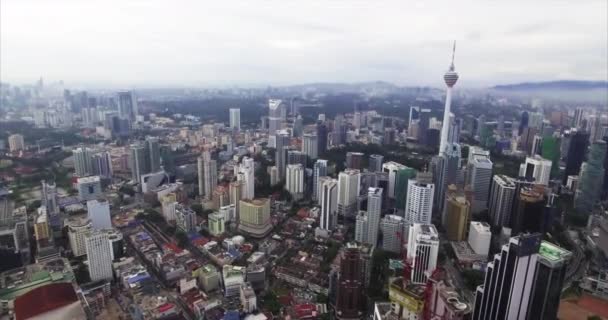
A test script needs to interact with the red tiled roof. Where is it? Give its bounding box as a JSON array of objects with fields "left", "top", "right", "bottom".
[{"left": 14, "top": 283, "right": 78, "bottom": 320}]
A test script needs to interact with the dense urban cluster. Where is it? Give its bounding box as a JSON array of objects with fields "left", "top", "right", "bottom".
[{"left": 0, "top": 54, "right": 607, "bottom": 320}]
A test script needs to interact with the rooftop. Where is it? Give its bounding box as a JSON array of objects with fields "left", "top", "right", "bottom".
[{"left": 538, "top": 241, "right": 572, "bottom": 264}]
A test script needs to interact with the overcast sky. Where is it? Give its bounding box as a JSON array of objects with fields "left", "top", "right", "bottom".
[{"left": 1, "top": 0, "right": 607, "bottom": 88}]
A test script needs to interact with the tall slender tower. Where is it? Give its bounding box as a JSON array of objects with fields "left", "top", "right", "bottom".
[{"left": 439, "top": 42, "right": 459, "bottom": 155}]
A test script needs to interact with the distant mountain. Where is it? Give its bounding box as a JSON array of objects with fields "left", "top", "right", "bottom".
[{"left": 492, "top": 80, "right": 607, "bottom": 91}]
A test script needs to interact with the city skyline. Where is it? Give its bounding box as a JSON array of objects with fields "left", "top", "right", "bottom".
[{"left": 1, "top": 0, "right": 607, "bottom": 87}]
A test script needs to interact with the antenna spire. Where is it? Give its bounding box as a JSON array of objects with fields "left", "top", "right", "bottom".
[{"left": 450, "top": 41, "right": 456, "bottom": 71}]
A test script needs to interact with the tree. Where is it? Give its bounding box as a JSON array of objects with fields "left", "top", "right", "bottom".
[
  {"left": 191, "top": 203, "right": 203, "bottom": 216},
  {"left": 119, "top": 185, "right": 136, "bottom": 197},
  {"left": 462, "top": 270, "right": 485, "bottom": 291},
  {"left": 261, "top": 291, "right": 282, "bottom": 314},
  {"left": 175, "top": 230, "right": 189, "bottom": 248},
  {"left": 316, "top": 293, "right": 329, "bottom": 304}
]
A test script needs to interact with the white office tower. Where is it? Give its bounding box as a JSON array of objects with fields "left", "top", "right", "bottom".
[
  {"left": 91, "top": 151, "right": 113, "bottom": 180},
  {"left": 268, "top": 99, "right": 285, "bottom": 133},
  {"left": 519, "top": 155, "right": 552, "bottom": 185},
  {"left": 229, "top": 108, "right": 241, "bottom": 130},
  {"left": 223, "top": 265, "right": 245, "bottom": 297},
  {"left": 488, "top": 175, "right": 517, "bottom": 228},
  {"left": 382, "top": 161, "right": 406, "bottom": 199},
  {"left": 73, "top": 146, "right": 92, "bottom": 177},
  {"left": 67, "top": 217, "right": 92, "bottom": 257},
  {"left": 467, "top": 146, "right": 490, "bottom": 164},
  {"left": 468, "top": 221, "right": 491, "bottom": 257},
  {"left": 302, "top": 133, "right": 318, "bottom": 160},
  {"left": 41, "top": 180, "right": 59, "bottom": 215},
  {"left": 286, "top": 164, "right": 304, "bottom": 200},
  {"left": 404, "top": 178, "right": 434, "bottom": 225},
  {"left": 8, "top": 134, "right": 25, "bottom": 152},
  {"left": 407, "top": 224, "right": 439, "bottom": 285},
  {"left": 320, "top": 178, "right": 338, "bottom": 231},
  {"left": 77, "top": 176, "right": 103, "bottom": 201},
  {"left": 313, "top": 160, "right": 328, "bottom": 203},
  {"left": 467, "top": 154, "right": 493, "bottom": 214},
  {"left": 87, "top": 200, "right": 111, "bottom": 229},
  {"left": 237, "top": 157, "right": 255, "bottom": 200},
  {"left": 220, "top": 204, "right": 237, "bottom": 223},
  {"left": 365, "top": 188, "right": 383, "bottom": 246},
  {"left": 85, "top": 230, "right": 113, "bottom": 281},
  {"left": 355, "top": 211, "right": 369, "bottom": 243},
  {"left": 268, "top": 166, "right": 279, "bottom": 186},
  {"left": 240, "top": 283, "right": 257, "bottom": 313},
  {"left": 337, "top": 169, "right": 361, "bottom": 217},
  {"left": 439, "top": 42, "right": 459, "bottom": 154},
  {"left": 203, "top": 159, "right": 218, "bottom": 200},
  {"left": 175, "top": 204, "right": 197, "bottom": 233},
  {"left": 381, "top": 214, "right": 406, "bottom": 254},
  {"left": 197, "top": 156, "right": 205, "bottom": 197},
  {"left": 162, "top": 199, "right": 177, "bottom": 222}
]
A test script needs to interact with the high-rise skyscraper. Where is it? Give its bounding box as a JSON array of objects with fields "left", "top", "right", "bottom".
[
  {"left": 275, "top": 131, "right": 290, "bottom": 181},
  {"left": 335, "top": 243, "right": 364, "bottom": 320},
  {"left": 203, "top": 159, "right": 218, "bottom": 200},
  {"left": 575, "top": 139, "right": 606, "bottom": 213},
  {"left": 382, "top": 161, "right": 407, "bottom": 199},
  {"left": 540, "top": 136, "right": 560, "bottom": 178},
  {"left": 117, "top": 91, "right": 137, "bottom": 124},
  {"left": 467, "top": 154, "right": 493, "bottom": 214},
  {"left": 268, "top": 99, "right": 285, "bottom": 133},
  {"left": 146, "top": 137, "right": 161, "bottom": 172},
  {"left": 519, "top": 155, "right": 552, "bottom": 185},
  {"left": 287, "top": 149, "right": 307, "bottom": 168},
  {"left": 346, "top": 152, "right": 364, "bottom": 170},
  {"left": 85, "top": 230, "right": 113, "bottom": 281},
  {"left": 91, "top": 151, "right": 113, "bottom": 180},
  {"left": 439, "top": 42, "right": 459, "bottom": 154},
  {"left": 362, "top": 188, "right": 382, "bottom": 246},
  {"left": 73, "top": 146, "right": 92, "bottom": 177},
  {"left": 407, "top": 223, "right": 439, "bottom": 285},
  {"left": 404, "top": 177, "right": 434, "bottom": 225},
  {"left": 302, "top": 133, "right": 318, "bottom": 160},
  {"left": 198, "top": 156, "right": 205, "bottom": 197},
  {"left": 380, "top": 214, "right": 406, "bottom": 254},
  {"left": 488, "top": 175, "right": 517, "bottom": 228},
  {"left": 237, "top": 157, "right": 255, "bottom": 200},
  {"left": 444, "top": 186, "right": 471, "bottom": 241},
  {"left": 394, "top": 167, "right": 417, "bottom": 211},
  {"left": 563, "top": 130, "right": 589, "bottom": 184},
  {"left": 316, "top": 121, "right": 328, "bottom": 156},
  {"left": 512, "top": 185, "right": 547, "bottom": 235},
  {"left": 286, "top": 164, "right": 304, "bottom": 200},
  {"left": 433, "top": 142, "right": 461, "bottom": 214},
  {"left": 473, "top": 234, "right": 571, "bottom": 320},
  {"left": 320, "top": 178, "right": 338, "bottom": 231},
  {"left": 337, "top": 169, "right": 360, "bottom": 217},
  {"left": 368, "top": 154, "right": 384, "bottom": 173},
  {"left": 313, "top": 159, "right": 328, "bottom": 203},
  {"left": 129, "top": 143, "right": 147, "bottom": 184},
  {"left": 229, "top": 108, "right": 241, "bottom": 130}
]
